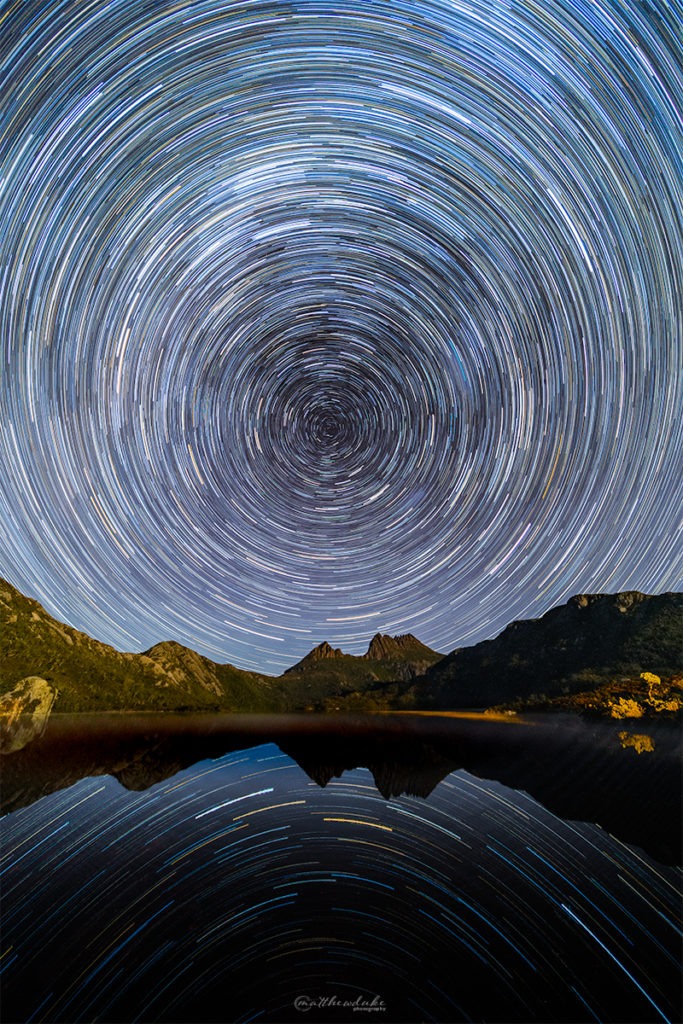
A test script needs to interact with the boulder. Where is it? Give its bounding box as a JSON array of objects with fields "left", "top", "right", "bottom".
[{"left": 0, "top": 677, "right": 57, "bottom": 753}]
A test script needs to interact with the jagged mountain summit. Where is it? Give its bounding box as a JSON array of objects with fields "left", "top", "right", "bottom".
[
  {"left": 285, "top": 640, "right": 346, "bottom": 670},
  {"left": 363, "top": 632, "right": 438, "bottom": 662},
  {"left": 285, "top": 632, "right": 441, "bottom": 676}
]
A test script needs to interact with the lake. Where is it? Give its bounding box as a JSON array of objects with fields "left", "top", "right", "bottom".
[{"left": 1, "top": 712, "right": 681, "bottom": 1023}]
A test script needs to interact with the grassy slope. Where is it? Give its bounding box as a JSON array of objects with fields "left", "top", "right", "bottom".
[{"left": 0, "top": 581, "right": 277, "bottom": 712}]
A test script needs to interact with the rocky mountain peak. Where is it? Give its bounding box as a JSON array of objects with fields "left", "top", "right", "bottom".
[
  {"left": 284, "top": 640, "right": 346, "bottom": 674},
  {"left": 309, "top": 641, "right": 344, "bottom": 660},
  {"left": 145, "top": 640, "right": 188, "bottom": 657},
  {"left": 363, "top": 633, "right": 431, "bottom": 660}
]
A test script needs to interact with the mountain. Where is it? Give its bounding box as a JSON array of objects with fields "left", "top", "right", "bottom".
[
  {"left": 414, "top": 591, "right": 683, "bottom": 710},
  {"left": 0, "top": 579, "right": 279, "bottom": 713},
  {"left": 0, "top": 579, "right": 439, "bottom": 713},
  {"left": 1, "top": 578, "right": 681, "bottom": 716},
  {"left": 281, "top": 632, "right": 443, "bottom": 710},
  {"left": 287, "top": 633, "right": 440, "bottom": 675},
  {"left": 363, "top": 632, "right": 440, "bottom": 670}
]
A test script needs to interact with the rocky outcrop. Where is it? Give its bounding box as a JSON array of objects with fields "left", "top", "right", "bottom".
[
  {"left": 0, "top": 676, "right": 56, "bottom": 753},
  {"left": 284, "top": 641, "right": 345, "bottom": 673},
  {"left": 364, "top": 633, "right": 430, "bottom": 660},
  {"left": 144, "top": 641, "right": 225, "bottom": 696}
]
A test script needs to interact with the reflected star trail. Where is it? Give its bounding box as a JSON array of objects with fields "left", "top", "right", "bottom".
[
  {"left": 1, "top": 746, "right": 681, "bottom": 1023},
  {"left": 1, "top": 0, "right": 682, "bottom": 671}
]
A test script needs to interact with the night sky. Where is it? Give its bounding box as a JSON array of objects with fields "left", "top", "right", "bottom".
[{"left": 1, "top": 0, "right": 681, "bottom": 674}]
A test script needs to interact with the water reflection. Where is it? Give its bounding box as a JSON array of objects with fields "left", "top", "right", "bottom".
[
  {"left": 2, "top": 712, "right": 680, "bottom": 864},
  {"left": 618, "top": 730, "right": 655, "bottom": 754},
  {"left": 0, "top": 713, "right": 681, "bottom": 1023}
]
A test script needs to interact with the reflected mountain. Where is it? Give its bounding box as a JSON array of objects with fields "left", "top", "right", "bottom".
[{"left": 1, "top": 711, "right": 680, "bottom": 865}]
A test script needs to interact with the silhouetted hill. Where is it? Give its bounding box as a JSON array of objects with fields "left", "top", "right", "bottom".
[{"left": 415, "top": 591, "right": 682, "bottom": 709}]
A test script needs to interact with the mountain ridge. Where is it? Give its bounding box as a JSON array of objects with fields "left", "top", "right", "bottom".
[
  {"left": 418, "top": 589, "right": 682, "bottom": 709},
  {"left": 1, "top": 578, "right": 681, "bottom": 718},
  {"left": 363, "top": 632, "right": 437, "bottom": 661}
]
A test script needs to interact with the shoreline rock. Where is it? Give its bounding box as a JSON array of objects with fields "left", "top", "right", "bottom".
[{"left": 0, "top": 676, "right": 57, "bottom": 753}]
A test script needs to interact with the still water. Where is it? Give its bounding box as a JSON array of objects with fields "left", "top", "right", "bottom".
[{"left": 1, "top": 713, "right": 681, "bottom": 1023}]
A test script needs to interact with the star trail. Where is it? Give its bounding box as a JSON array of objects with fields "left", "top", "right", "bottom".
[
  {"left": 1, "top": 745, "right": 681, "bottom": 1022},
  {"left": 1, "top": 0, "right": 681, "bottom": 672}
]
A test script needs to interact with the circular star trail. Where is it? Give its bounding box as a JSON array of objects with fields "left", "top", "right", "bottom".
[{"left": 1, "top": 0, "right": 681, "bottom": 671}]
